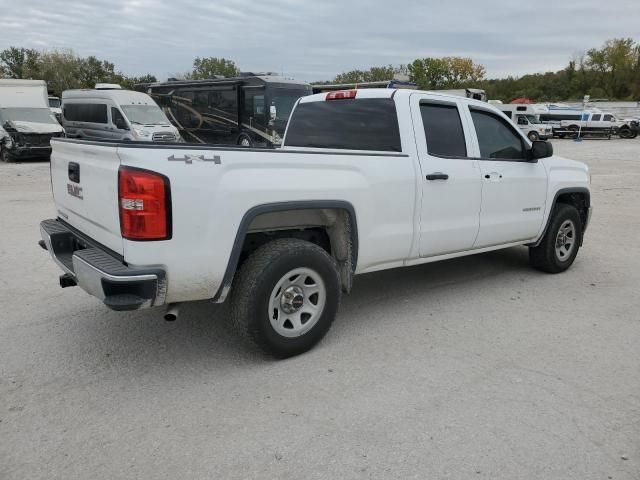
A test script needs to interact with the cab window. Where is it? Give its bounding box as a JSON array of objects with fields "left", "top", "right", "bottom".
[
  {"left": 470, "top": 108, "right": 526, "bottom": 160},
  {"left": 591, "top": 114, "right": 601, "bottom": 121},
  {"left": 419, "top": 102, "right": 467, "bottom": 157}
]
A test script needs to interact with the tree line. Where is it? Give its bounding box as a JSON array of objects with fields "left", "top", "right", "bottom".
[{"left": 1, "top": 38, "right": 638, "bottom": 101}]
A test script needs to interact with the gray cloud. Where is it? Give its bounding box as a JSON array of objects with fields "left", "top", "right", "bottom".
[{"left": 1, "top": 0, "right": 639, "bottom": 81}]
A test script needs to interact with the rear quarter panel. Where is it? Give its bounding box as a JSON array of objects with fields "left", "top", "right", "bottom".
[{"left": 116, "top": 145, "right": 417, "bottom": 303}]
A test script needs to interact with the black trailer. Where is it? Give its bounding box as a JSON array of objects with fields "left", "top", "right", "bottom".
[{"left": 138, "top": 74, "right": 312, "bottom": 147}]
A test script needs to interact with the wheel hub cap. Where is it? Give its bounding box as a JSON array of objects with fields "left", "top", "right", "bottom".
[
  {"left": 280, "top": 286, "right": 305, "bottom": 314},
  {"left": 268, "top": 267, "right": 326, "bottom": 338},
  {"left": 555, "top": 220, "right": 576, "bottom": 261}
]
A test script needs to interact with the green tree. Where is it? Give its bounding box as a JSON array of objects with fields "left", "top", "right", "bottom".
[
  {"left": 408, "top": 57, "right": 485, "bottom": 89},
  {"left": 0, "top": 47, "right": 41, "bottom": 78},
  {"left": 189, "top": 57, "right": 239, "bottom": 79},
  {"left": 333, "top": 65, "right": 406, "bottom": 84}
]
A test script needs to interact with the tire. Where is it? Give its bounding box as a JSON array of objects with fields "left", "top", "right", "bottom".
[
  {"left": 618, "top": 128, "right": 630, "bottom": 139},
  {"left": 568, "top": 125, "right": 580, "bottom": 139},
  {"left": 237, "top": 134, "right": 253, "bottom": 147},
  {"left": 529, "top": 203, "right": 583, "bottom": 273},
  {"left": 527, "top": 131, "right": 540, "bottom": 142},
  {"left": 0, "top": 148, "right": 13, "bottom": 163},
  {"left": 230, "top": 238, "right": 341, "bottom": 358}
]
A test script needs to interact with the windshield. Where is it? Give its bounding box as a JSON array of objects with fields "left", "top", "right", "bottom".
[
  {"left": 270, "top": 88, "right": 311, "bottom": 121},
  {"left": 0, "top": 108, "right": 59, "bottom": 125},
  {"left": 120, "top": 104, "right": 170, "bottom": 125},
  {"left": 49, "top": 98, "right": 61, "bottom": 108},
  {"left": 525, "top": 115, "right": 539, "bottom": 124}
]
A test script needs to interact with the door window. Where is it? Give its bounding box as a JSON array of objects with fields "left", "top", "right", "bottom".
[
  {"left": 111, "top": 108, "right": 127, "bottom": 129},
  {"left": 470, "top": 108, "right": 527, "bottom": 160},
  {"left": 517, "top": 116, "right": 528, "bottom": 125},
  {"left": 591, "top": 114, "right": 601, "bottom": 121},
  {"left": 603, "top": 114, "right": 614, "bottom": 121},
  {"left": 419, "top": 102, "right": 466, "bottom": 157}
]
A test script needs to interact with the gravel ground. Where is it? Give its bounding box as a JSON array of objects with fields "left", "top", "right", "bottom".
[{"left": 1, "top": 139, "right": 639, "bottom": 479}]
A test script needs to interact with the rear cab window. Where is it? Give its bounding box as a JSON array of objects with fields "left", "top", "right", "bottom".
[
  {"left": 419, "top": 102, "right": 467, "bottom": 157},
  {"left": 284, "top": 98, "right": 402, "bottom": 152}
]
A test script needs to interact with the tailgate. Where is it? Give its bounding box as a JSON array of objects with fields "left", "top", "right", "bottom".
[{"left": 50, "top": 139, "right": 123, "bottom": 254}]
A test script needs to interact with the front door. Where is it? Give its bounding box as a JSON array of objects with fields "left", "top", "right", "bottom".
[
  {"left": 465, "top": 106, "right": 548, "bottom": 247},
  {"left": 410, "top": 93, "right": 482, "bottom": 257}
]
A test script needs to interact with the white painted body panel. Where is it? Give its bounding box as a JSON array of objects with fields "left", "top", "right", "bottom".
[{"left": 48, "top": 89, "right": 591, "bottom": 305}]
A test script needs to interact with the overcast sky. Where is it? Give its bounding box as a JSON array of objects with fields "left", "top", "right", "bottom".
[{"left": 1, "top": 0, "right": 639, "bottom": 82}]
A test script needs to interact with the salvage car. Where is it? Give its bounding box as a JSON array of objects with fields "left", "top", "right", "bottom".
[
  {"left": 39, "top": 88, "right": 592, "bottom": 357},
  {"left": 0, "top": 79, "right": 64, "bottom": 162}
]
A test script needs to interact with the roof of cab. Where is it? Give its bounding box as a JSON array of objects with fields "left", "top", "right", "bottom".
[
  {"left": 298, "top": 88, "right": 488, "bottom": 107},
  {"left": 61, "top": 88, "right": 156, "bottom": 105}
]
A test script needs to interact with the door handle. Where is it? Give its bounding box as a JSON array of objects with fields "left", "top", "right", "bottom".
[
  {"left": 484, "top": 173, "right": 503, "bottom": 179},
  {"left": 426, "top": 172, "right": 449, "bottom": 180},
  {"left": 68, "top": 162, "right": 80, "bottom": 183}
]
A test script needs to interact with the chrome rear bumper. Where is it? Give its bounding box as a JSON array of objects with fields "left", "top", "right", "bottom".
[{"left": 39, "top": 219, "right": 166, "bottom": 311}]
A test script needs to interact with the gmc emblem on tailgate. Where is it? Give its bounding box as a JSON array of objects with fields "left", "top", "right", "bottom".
[{"left": 67, "top": 183, "right": 83, "bottom": 199}]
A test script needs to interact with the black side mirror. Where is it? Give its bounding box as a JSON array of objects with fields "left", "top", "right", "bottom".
[{"left": 530, "top": 140, "right": 553, "bottom": 160}]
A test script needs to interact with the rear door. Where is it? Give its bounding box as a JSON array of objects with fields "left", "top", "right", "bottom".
[
  {"left": 410, "top": 93, "right": 482, "bottom": 257},
  {"left": 50, "top": 139, "right": 123, "bottom": 254},
  {"left": 465, "top": 105, "right": 547, "bottom": 247}
]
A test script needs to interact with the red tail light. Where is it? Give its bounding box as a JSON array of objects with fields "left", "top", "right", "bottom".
[
  {"left": 118, "top": 167, "right": 171, "bottom": 241},
  {"left": 326, "top": 90, "right": 357, "bottom": 101}
]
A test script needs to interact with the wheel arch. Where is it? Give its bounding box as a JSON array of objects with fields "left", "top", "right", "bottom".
[
  {"left": 532, "top": 187, "right": 590, "bottom": 247},
  {"left": 212, "top": 200, "right": 359, "bottom": 302}
]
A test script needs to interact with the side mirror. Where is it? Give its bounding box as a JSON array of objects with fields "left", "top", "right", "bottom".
[
  {"left": 530, "top": 140, "right": 553, "bottom": 160},
  {"left": 269, "top": 105, "right": 277, "bottom": 121}
]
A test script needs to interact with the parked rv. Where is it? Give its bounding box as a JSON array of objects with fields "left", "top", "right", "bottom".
[
  {"left": 142, "top": 74, "right": 313, "bottom": 147},
  {"left": 0, "top": 79, "right": 64, "bottom": 162},
  {"left": 62, "top": 85, "right": 181, "bottom": 142},
  {"left": 497, "top": 104, "right": 552, "bottom": 141}
]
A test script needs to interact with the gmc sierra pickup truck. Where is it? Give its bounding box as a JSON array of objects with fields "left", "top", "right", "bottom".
[{"left": 40, "top": 88, "right": 592, "bottom": 357}]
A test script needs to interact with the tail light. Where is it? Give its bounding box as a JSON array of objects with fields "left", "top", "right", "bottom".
[
  {"left": 118, "top": 167, "right": 171, "bottom": 240},
  {"left": 326, "top": 90, "right": 357, "bottom": 101}
]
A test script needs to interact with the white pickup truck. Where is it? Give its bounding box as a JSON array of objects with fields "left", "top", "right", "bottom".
[{"left": 40, "top": 89, "right": 592, "bottom": 357}]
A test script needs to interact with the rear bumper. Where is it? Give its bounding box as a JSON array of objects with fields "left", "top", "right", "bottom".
[{"left": 40, "top": 219, "right": 166, "bottom": 311}]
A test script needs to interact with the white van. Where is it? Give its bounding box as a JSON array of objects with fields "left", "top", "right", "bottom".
[
  {"left": 0, "top": 79, "right": 64, "bottom": 162},
  {"left": 62, "top": 85, "right": 181, "bottom": 142},
  {"left": 497, "top": 104, "right": 552, "bottom": 141},
  {"left": 48, "top": 96, "right": 62, "bottom": 122}
]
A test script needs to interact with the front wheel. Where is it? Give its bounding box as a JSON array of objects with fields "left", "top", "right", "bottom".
[
  {"left": 230, "top": 238, "right": 341, "bottom": 358},
  {"left": 527, "top": 131, "right": 540, "bottom": 142},
  {"left": 529, "top": 203, "right": 582, "bottom": 273},
  {"left": 0, "top": 148, "right": 13, "bottom": 163},
  {"left": 237, "top": 134, "right": 253, "bottom": 147}
]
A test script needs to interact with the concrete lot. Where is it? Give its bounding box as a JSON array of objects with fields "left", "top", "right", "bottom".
[{"left": 1, "top": 139, "right": 639, "bottom": 479}]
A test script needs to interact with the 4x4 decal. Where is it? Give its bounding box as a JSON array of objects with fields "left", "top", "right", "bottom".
[{"left": 168, "top": 154, "right": 221, "bottom": 165}]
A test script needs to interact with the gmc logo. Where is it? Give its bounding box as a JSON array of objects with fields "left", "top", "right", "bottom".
[{"left": 67, "top": 183, "right": 83, "bottom": 199}]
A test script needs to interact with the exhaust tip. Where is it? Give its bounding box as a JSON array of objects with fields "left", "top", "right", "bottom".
[{"left": 164, "top": 303, "right": 180, "bottom": 322}]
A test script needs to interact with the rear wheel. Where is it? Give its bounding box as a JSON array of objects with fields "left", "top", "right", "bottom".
[
  {"left": 230, "top": 238, "right": 341, "bottom": 358},
  {"left": 568, "top": 125, "right": 580, "bottom": 139},
  {"left": 529, "top": 203, "right": 582, "bottom": 273}
]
